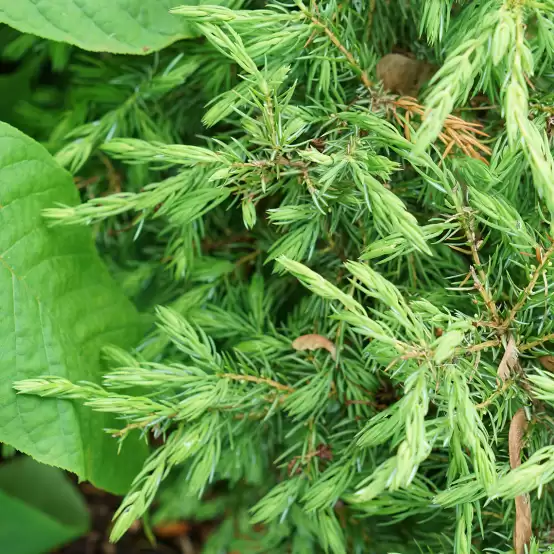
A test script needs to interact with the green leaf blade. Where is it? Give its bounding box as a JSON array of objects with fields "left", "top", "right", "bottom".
[
  {"left": 0, "top": 0, "right": 219, "bottom": 54},
  {"left": 0, "top": 457, "right": 90, "bottom": 554},
  {"left": 0, "top": 122, "right": 146, "bottom": 494}
]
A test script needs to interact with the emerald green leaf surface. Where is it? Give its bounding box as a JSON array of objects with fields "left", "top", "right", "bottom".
[
  {"left": 0, "top": 1, "right": 211, "bottom": 54},
  {"left": 0, "top": 122, "right": 146, "bottom": 493},
  {"left": 0, "top": 456, "right": 90, "bottom": 554}
]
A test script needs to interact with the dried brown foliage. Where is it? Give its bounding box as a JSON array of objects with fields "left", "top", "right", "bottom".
[{"left": 509, "top": 408, "right": 532, "bottom": 554}]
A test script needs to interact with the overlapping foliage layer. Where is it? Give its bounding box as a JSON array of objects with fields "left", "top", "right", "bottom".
[{"left": 5, "top": 0, "right": 554, "bottom": 552}]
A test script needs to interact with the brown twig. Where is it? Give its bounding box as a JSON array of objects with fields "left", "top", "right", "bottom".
[
  {"left": 201, "top": 233, "right": 254, "bottom": 252},
  {"left": 502, "top": 242, "right": 554, "bottom": 331},
  {"left": 221, "top": 373, "right": 295, "bottom": 392},
  {"left": 287, "top": 443, "right": 333, "bottom": 476},
  {"left": 99, "top": 152, "right": 122, "bottom": 194},
  {"left": 531, "top": 103, "right": 554, "bottom": 115},
  {"left": 308, "top": 14, "right": 373, "bottom": 90},
  {"left": 470, "top": 266, "right": 500, "bottom": 324},
  {"left": 465, "top": 339, "right": 501, "bottom": 354},
  {"left": 456, "top": 202, "right": 501, "bottom": 324},
  {"left": 111, "top": 414, "right": 172, "bottom": 438},
  {"left": 519, "top": 332, "right": 554, "bottom": 352},
  {"left": 344, "top": 399, "right": 376, "bottom": 406},
  {"left": 396, "top": 339, "right": 499, "bottom": 363},
  {"left": 235, "top": 157, "right": 308, "bottom": 170},
  {"left": 112, "top": 421, "right": 148, "bottom": 437},
  {"left": 235, "top": 249, "right": 261, "bottom": 267},
  {"left": 476, "top": 379, "right": 514, "bottom": 410},
  {"left": 74, "top": 175, "right": 100, "bottom": 190}
]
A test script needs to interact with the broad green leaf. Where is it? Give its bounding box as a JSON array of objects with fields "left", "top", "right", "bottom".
[
  {"left": 0, "top": 122, "right": 147, "bottom": 494},
  {"left": 0, "top": 0, "right": 223, "bottom": 55},
  {"left": 0, "top": 456, "right": 89, "bottom": 554}
]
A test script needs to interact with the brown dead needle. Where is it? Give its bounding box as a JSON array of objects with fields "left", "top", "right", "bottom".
[
  {"left": 539, "top": 355, "right": 554, "bottom": 372},
  {"left": 498, "top": 336, "right": 520, "bottom": 384},
  {"left": 292, "top": 333, "right": 337, "bottom": 360},
  {"left": 509, "top": 408, "right": 531, "bottom": 554}
]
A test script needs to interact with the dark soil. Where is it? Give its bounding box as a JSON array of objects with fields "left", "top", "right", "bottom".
[{"left": 53, "top": 482, "right": 207, "bottom": 554}]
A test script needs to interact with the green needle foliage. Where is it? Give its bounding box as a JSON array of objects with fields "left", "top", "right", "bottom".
[{"left": 6, "top": 0, "right": 554, "bottom": 552}]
